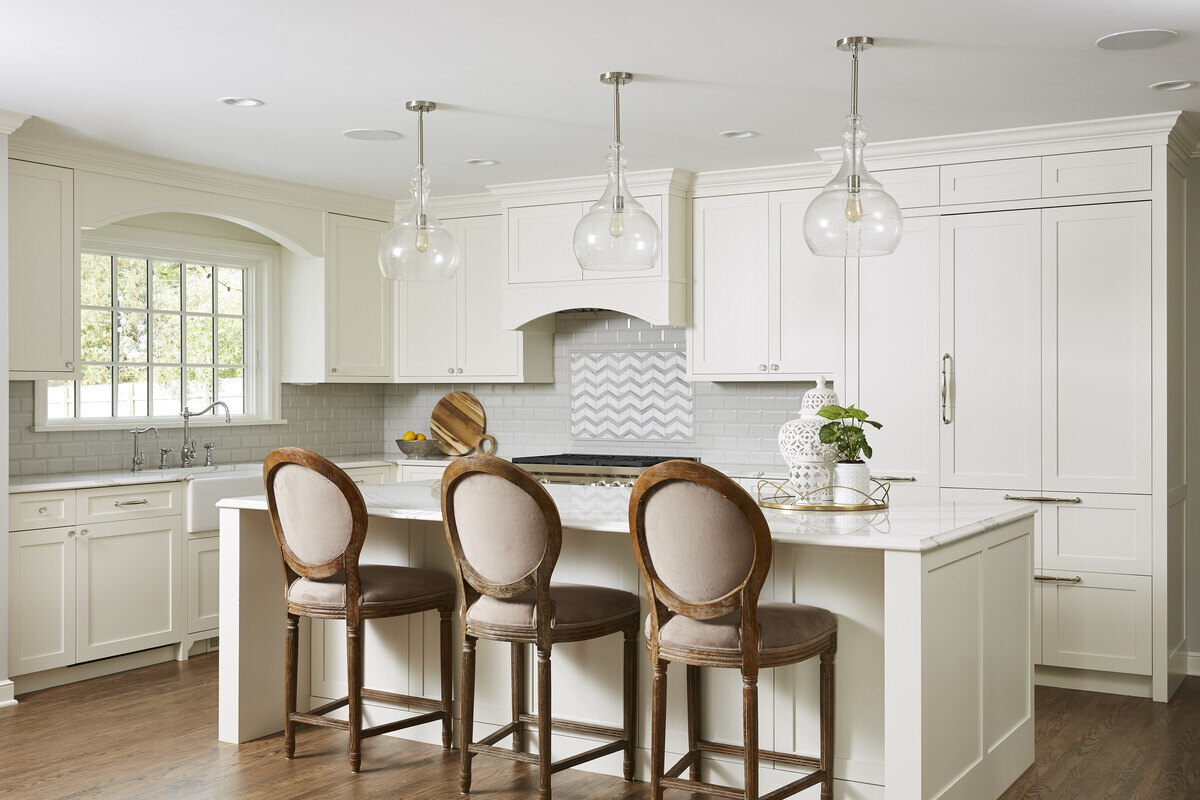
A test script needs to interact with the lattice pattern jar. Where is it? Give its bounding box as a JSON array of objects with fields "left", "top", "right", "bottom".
[{"left": 777, "top": 376, "right": 840, "bottom": 501}]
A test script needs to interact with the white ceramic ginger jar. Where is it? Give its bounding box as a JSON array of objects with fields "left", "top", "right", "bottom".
[{"left": 777, "top": 376, "right": 840, "bottom": 501}]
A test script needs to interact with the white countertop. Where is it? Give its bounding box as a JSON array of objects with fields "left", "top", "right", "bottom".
[{"left": 218, "top": 480, "right": 1036, "bottom": 553}]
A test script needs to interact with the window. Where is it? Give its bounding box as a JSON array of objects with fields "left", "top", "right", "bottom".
[{"left": 38, "top": 226, "right": 280, "bottom": 429}]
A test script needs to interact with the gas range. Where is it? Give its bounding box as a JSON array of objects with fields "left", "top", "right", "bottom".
[{"left": 511, "top": 453, "right": 700, "bottom": 486}]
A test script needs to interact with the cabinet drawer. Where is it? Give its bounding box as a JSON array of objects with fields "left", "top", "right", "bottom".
[
  {"left": 343, "top": 465, "right": 393, "bottom": 486},
  {"left": 400, "top": 465, "right": 448, "bottom": 482},
  {"left": 940, "top": 157, "right": 1041, "bottom": 204},
  {"left": 1040, "top": 570, "right": 1151, "bottom": 675},
  {"left": 877, "top": 166, "right": 939, "bottom": 208},
  {"left": 9, "top": 490, "right": 75, "bottom": 531},
  {"left": 76, "top": 483, "right": 182, "bottom": 524},
  {"left": 1042, "top": 148, "right": 1151, "bottom": 197},
  {"left": 1040, "top": 493, "right": 1151, "bottom": 575}
]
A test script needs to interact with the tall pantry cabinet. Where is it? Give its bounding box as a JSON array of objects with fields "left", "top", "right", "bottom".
[{"left": 840, "top": 115, "right": 1194, "bottom": 702}]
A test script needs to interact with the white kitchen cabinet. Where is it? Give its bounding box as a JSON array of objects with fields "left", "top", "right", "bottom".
[
  {"left": 75, "top": 516, "right": 183, "bottom": 662},
  {"left": 76, "top": 483, "right": 182, "bottom": 525},
  {"left": 326, "top": 213, "right": 393, "bottom": 379},
  {"left": 343, "top": 464, "right": 395, "bottom": 486},
  {"left": 400, "top": 464, "right": 447, "bottom": 482},
  {"left": 1041, "top": 148, "right": 1151, "bottom": 198},
  {"left": 1041, "top": 203, "right": 1151, "bottom": 494},
  {"left": 939, "top": 210, "right": 1042, "bottom": 490},
  {"left": 8, "top": 526, "right": 77, "bottom": 676},
  {"left": 506, "top": 203, "right": 584, "bottom": 284},
  {"left": 9, "top": 159, "right": 79, "bottom": 379},
  {"left": 1039, "top": 492, "right": 1152, "bottom": 576},
  {"left": 848, "top": 215, "right": 940, "bottom": 486},
  {"left": 940, "top": 157, "right": 1042, "bottom": 205},
  {"left": 1040, "top": 569, "right": 1152, "bottom": 676},
  {"left": 186, "top": 536, "right": 220, "bottom": 635},
  {"left": 8, "top": 489, "right": 75, "bottom": 532}
]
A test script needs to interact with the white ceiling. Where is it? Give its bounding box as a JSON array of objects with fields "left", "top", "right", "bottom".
[{"left": 3, "top": 0, "right": 1198, "bottom": 199}]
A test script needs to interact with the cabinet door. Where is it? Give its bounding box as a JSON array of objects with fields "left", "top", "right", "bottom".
[
  {"left": 1042, "top": 203, "right": 1151, "bottom": 494},
  {"left": 459, "top": 216, "right": 520, "bottom": 377},
  {"left": 690, "top": 194, "right": 770, "bottom": 376},
  {"left": 9, "top": 160, "right": 78, "bottom": 378},
  {"left": 76, "top": 517, "right": 182, "bottom": 661},
  {"left": 401, "top": 464, "right": 448, "bottom": 482},
  {"left": 940, "top": 211, "right": 1041, "bottom": 490},
  {"left": 343, "top": 465, "right": 393, "bottom": 486},
  {"left": 770, "top": 189, "right": 845, "bottom": 378},
  {"left": 1040, "top": 570, "right": 1151, "bottom": 675},
  {"left": 1040, "top": 492, "right": 1151, "bottom": 576},
  {"left": 396, "top": 218, "right": 459, "bottom": 379},
  {"left": 9, "top": 527, "right": 76, "bottom": 676},
  {"left": 850, "top": 216, "right": 940, "bottom": 486},
  {"left": 326, "top": 214, "right": 392, "bottom": 379},
  {"left": 507, "top": 203, "right": 584, "bottom": 284},
  {"left": 186, "top": 536, "right": 220, "bottom": 635}
]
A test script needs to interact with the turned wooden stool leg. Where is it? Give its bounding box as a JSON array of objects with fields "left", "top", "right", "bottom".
[
  {"left": 623, "top": 628, "right": 637, "bottom": 781},
  {"left": 512, "top": 642, "right": 525, "bottom": 752},
  {"left": 820, "top": 639, "right": 836, "bottom": 800},
  {"left": 460, "top": 635, "right": 477, "bottom": 793},
  {"left": 686, "top": 664, "right": 702, "bottom": 781},
  {"left": 284, "top": 614, "right": 299, "bottom": 759},
  {"left": 537, "top": 645, "right": 553, "bottom": 800},
  {"left": 440, "top": 609, "right": 454, "bottom": 750},
  {"left": 650, "top": 659, "right": 668, "bottom": 800},
  {"left": 346, "top": 623, "right": 364, "bottom": 773},
  {"left": 743, "top": 672, "right": 759, "bottom": 800}
]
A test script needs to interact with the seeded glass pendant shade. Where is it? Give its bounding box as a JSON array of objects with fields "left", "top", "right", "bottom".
[
  {"left": 803, "top": 37, "right": 902, "bottom": 258},
  {"left": 379, "top": 101, "right": 459, "bottom": 281},
  {"left": 574, "top": 72, "right": 660, "bottom": 271}
]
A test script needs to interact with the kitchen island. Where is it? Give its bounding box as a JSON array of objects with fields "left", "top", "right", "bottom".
[{"left": 218, "top": 481, "right": 1036, "bottom": 800}]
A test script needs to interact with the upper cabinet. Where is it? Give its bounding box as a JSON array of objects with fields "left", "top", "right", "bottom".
[
  {"left": 9, "top": 159, "right": 79, "bottom": 380},
  {"left": 396, "top": 215, "right": 552, "bottom": 382},
  {"left": 282, "top": 213, "right": 392, "bottom": 383},
  {"left": 495, "top": 169, "right": 690, "bottom": 329},
  {"left": 689, "top": 189, "right": 844, "bottom": 382}
]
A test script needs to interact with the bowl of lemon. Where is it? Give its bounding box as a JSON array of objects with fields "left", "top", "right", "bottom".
[{"left": 396, "top": 431, "right": 446, "bottom": 459}]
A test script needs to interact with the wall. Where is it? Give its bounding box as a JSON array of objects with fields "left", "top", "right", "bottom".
[
  {"left": 9, "top": 382, "right": 386, "bottom": 475},
  {"left": 385, "top": 311, "right": 814, "bottom": 475}
]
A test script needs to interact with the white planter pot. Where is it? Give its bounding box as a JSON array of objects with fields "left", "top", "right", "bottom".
[{"left": 833, "top": 462, "right": 872, "bottom": 506}]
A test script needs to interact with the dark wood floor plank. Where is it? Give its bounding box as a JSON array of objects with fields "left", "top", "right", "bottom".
[{"left": 2, "top": 655, "right": 1199, "bottom": 799}]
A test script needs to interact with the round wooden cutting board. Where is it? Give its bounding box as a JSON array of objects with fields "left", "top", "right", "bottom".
[{"left": 430, "top": 391, "right": 487, "bottom": 456}]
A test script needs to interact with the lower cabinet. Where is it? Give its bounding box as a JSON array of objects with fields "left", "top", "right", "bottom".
[
  {"left": 343, "top": 464, "right": 397, "bottom": 486},
  {"left": 400, "top": 464, "right": 447, "bottom": 482},
  {"left": 1039, "top": 570, "right": 1152, "bottom": 675},
  {"left": 9, "top": 515, "right": 183, "bottom": 675},
  {"left": 186, "top": 536, "right": 220, "bottom": 636}
]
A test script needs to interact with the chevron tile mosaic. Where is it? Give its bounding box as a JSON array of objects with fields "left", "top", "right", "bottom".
[{"left": 570, "top": 349, "right": 693, "bottom": 441}]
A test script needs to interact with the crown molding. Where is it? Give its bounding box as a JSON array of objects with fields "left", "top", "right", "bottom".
[
  {"left": 8, "top": 131, "right": 394, "bottom": 221},
  {"left": 817, "top": 111, "right": 1188, "bottom": 172},
  {"left": 0, "top": 110, "right": 30, "bottom": 136},
  {"left": 1169, "top": 111, "right": 1200, "bottom": 160},
  {"left": 487, "top": 167, "right": 694, "bottom": 206},
  {"left": 429, "top": 192, "right": 502, "bottom": 220},
  {"left": 690, "top": 161, "right": 831, "bottom": 197}
]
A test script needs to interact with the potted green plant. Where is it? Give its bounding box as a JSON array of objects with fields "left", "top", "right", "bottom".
[{"left": 817, "top": 404, "right": 882, "bottom": 504}]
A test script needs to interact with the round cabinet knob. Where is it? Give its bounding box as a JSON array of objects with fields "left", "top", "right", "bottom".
[
  {"left": 67, "top": 530, "right": 76, "bottom": 538},
  {"left": 456, "top": 368, "right": 463, "bottom": 374},
  {"left": 66, "top": 361, "right": 74, "bottom": 369},
  {"left": 447, "top": 368, "right": 454, "bottom": 374},
  {"left": 38, "top": 506, "right": 48, "bottom": 515},
  {"left": 80, "top": 529, "right": 89, "bottom": 537},
  {"left": 758, "top": 364, "right": 767, "bottom": 371},
  {"left": 770, "top": 364, "right": 780, "bottom": 371},
  {"left": 330, "top": 367, "right": 338, "bottom": 373}
]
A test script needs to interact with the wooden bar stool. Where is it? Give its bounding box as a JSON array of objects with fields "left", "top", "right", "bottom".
[
  {"left": 441, "top": 454, "right": 640, "bottom": 800},
  {"left": 263, "top": 447, "right": 457, "bottom": 773},
  {"left": 629, "top": 461, "right": 838, "bottom": 800}
]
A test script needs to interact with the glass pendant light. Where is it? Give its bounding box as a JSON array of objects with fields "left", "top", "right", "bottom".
[
  {"left": 803, "top": 37, "right": 902, "bottom": 258},
  {"left": 379, "top": 101, "right": 459, "bottom": 281},
  {"left": 574, "top": 72, "right": 660, "bottom": 271}
]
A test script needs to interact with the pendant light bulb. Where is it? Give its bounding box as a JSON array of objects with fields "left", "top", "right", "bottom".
[
  {"left": 574, "top": 72, "right": 660, "bottom": 271},
  {"left": 803, "top": 38, "right": 902, "bottom": 258},
  {"left": 379, "top": 101, "right": 459, "bottom": 282}
]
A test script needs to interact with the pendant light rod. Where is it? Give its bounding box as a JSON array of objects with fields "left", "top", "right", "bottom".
[
  {"left": 405, "top": 100, "right": 435, "bottom": 166},
  {"left": 600, "top": 72, "right": 632, "bottom": 144},
  {"left": 836, "top": 36, "right": 874, "bottom": 117}
]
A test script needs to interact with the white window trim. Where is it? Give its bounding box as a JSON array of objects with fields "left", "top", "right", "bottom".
[{"left": 34, "top": 225, "right": 283, "bottom": 432}]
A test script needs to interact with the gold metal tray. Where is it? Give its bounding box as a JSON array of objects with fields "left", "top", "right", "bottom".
[{"left": 756, "top": 477, "right": 890, "bottom": 512}]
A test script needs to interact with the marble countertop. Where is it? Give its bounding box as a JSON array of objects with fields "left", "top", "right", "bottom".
[
  {"left": 218, "top": 480, "right": 1036, "bottom": 553},
  {"left": 8, "top": 453, "right": 455, "bottom": 494}
]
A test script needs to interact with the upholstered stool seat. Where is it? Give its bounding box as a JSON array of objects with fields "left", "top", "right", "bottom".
[
  {"left": 468, "top": 583, "right": 640, "bottom": 635},
  {"left": 650, "top": 603, "right": 837, "bottom": 663},
  {"left": 289, "top": 565, "right": 456, "bottom": 613}
]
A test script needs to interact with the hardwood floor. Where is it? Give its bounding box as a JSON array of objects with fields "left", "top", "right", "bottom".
[{"left": 1, "top": 654, "right": 1198, "bottom": 799}]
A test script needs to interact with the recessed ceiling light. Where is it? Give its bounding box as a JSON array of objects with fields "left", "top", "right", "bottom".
[
  {"left": 1149, "top": 79, "right": 1195, "bottom": 91},
  {"left": 1095, "top": 29, "right": 1179, "bottom": 51},
  {"left": 465, "top": 158, "right": 500, "bottom": 166},
  {"left": 719, "top": 129, "right": 760, "bottom": 139},
  {"left": 342, "top": 128, "right": 402, "bottom": 141},
  {"left": 218, "top": 96, "right": 264, "bottom": 107}
]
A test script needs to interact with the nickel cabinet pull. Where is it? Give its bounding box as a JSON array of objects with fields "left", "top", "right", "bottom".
[
  {"left": 114, "top": 499, "right": 150, "bottom": 507},
  {"left": 1034, "top": 574, "right": 1083, "bottom": 584},
  {"left": 1004, "top": 494, "right": 1083, "bottom": 504},
  {"left": 941, "top": 353, "right": 952, "bottom": 425},
  {"left": 873, "top": 475, "right": 917, "bottom": 482}
]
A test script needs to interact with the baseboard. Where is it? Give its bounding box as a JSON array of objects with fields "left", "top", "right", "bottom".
[
  {"left": 1034, "top": 664, "right": 1152, "bottom": 698},
  {"left": 0, "top": 679, "right": 16, "bottom": 708},
  {"left": 12, "top": 646, "right": 178, "bottom": 696},
  {"left": 1187, "top": 652, "right": 1200, "bottom": 677}
]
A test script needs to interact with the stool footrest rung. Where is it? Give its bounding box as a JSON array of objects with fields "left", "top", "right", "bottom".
[
  {"left": 664, "top": 750, "right": 699, "bottom": 779},
  {"left": 289, "top": 712, "right": 349, "bottom": 730},
  {"left": 697, "top": 739, "right": 822, "bottom": 770},
  {"left": 468, "top": 742, "right": 539, "bottom": 764},
  {"left": 306, "top": 696, "right": 349, "bottom": 717},
  {"left": 475, "top": 721, "right": 520, "bottom": 748},
  {"left": 360, "top": 688, "right": 442, "bottom": 711},
  {"left": 362, "top": 709, "right": 446, "bottom": 738},
  {"left": 550, "top": 740, "right": 627, "bottom": 774},
  {"left": 517, "top": 712, "right": 623, "bottom": 739},
  {"left": 660, "top": 776, "right": 745, "bottom": 799}
]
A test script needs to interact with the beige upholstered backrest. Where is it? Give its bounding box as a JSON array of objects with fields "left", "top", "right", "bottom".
[
  {"left": 272, "top": 464, "right": 355, "bottom": 567},
  {"left": 442, "top": 455, "right": 561, "bottom": 599},
  {"left": 643, "top": 480, "right": 756, "bottom": 605}
]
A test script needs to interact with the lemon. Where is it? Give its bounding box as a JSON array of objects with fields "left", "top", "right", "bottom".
[
  {"left": 402, "top": 431, "right": 417, "bottom": 441},
  {"left": 415, "top": 433, "right": 426, "bottom": 441}
]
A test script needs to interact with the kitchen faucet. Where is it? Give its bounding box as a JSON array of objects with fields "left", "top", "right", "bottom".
[
  {"left": 181, "top": 401, "right": 231, "bottom": 466},
  {"left": 129, "top": 426, "right": 159, "bottom": 472}
]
